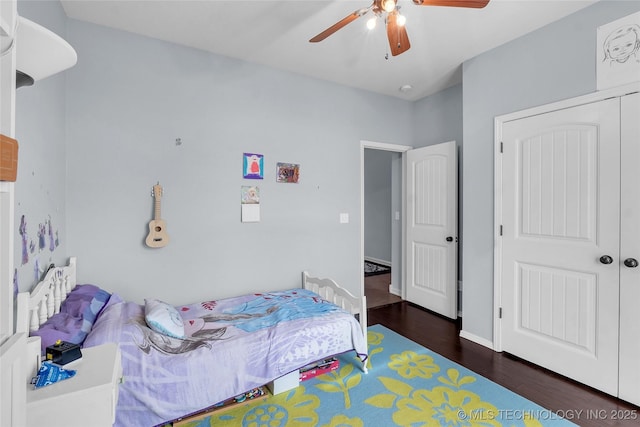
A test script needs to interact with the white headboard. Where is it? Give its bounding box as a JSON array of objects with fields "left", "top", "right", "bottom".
[{"left": 15, "top": 257, "right": 77, "bottom": 334}]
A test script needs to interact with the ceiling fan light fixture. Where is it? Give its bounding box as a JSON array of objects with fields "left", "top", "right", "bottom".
[
  {"left": 381, "top": 0, "right": 397, "bottom": 13},
  {"left": 366, "top": 16, "right": 377, "bottom": 30},
  {"left": 309, "top": 0, "right": 490, "bottom": 55}
]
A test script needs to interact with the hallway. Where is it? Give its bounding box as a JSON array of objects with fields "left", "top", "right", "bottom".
[{"left": 364, "top": 272, "right": 402, "bottom": 309}]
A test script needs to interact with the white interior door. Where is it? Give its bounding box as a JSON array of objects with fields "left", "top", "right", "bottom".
[
  {"left": 618, "top": 92, "right": 640, "bottom": 406},
  {"left": 405, "top": 141, "right": 457, "bottom": 319},
  {"left": 500, "top": 98, "right": 621, "bottom": 395}
]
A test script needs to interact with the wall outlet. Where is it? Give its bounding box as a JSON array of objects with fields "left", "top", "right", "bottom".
[{"left": 339, "top": 213, "right": 349, "bottom": 224}]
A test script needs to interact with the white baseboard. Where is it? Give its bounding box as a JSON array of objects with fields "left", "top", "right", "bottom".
[
  {"left": 364, "top": 256, "right": 391, "bottom": 267},
  {"left": 459, "top": 330, "right": 494, "bottom": 350},
  {"left": 389, "top": 284, "right": 401, "bottom": 296}
]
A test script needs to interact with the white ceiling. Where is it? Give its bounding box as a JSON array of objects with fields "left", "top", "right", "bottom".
[{"left": 60, "top": 0, "right": 598, "bottom": 101}]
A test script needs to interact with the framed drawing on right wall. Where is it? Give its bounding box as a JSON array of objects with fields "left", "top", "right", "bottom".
[{"left": 597, "top": 11, "right": 640, "bottom": 91}]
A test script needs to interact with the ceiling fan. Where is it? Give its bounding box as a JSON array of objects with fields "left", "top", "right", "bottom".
[{"left": 309, "top": 0, "right": 490, "bottom": 57}]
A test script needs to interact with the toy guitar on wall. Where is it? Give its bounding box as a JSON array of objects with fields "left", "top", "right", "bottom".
[{"left": 145, "top": 183, "right": 169, "bottom": 248}]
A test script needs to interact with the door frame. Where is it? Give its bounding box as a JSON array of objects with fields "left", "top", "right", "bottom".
[
  {"left": 360, "top": 140, "right": 413, "bottom": 305},
  {"left": 0, "top": 0, "right": 17, "bottom": 338},
  {"left": 493, "top": 81, "right": 640, "bottom": 352}
]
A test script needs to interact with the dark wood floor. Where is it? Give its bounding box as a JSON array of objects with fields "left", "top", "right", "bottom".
[{"left": 368, "top": 301, "right": 639, "bottom": 427}]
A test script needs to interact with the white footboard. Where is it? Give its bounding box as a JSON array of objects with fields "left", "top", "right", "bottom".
[{"left": 302, "top": 271, "right": 368, "bottom": 371}]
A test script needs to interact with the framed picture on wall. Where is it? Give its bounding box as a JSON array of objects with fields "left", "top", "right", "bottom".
[
  {"left": 241, "top": 185, "right": 260, "bottom": 204},
  {"left": 276, "top": 162, "right": 299, "bottom": 183},
  {"left": 243, "top": 153, "right": 264, "bottom": 179},
  {"left": 596, "top": 11, "right": 640, "bottom": 91}
]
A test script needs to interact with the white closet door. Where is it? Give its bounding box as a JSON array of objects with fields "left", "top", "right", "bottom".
[
  {"left": 619, "top": 92, "right": 640, "bottom": 406},
  {"left": 500, "top": 98, "right": 621, "bottom": 395}
]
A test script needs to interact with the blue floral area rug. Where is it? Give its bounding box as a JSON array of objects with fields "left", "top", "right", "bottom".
[{"left": 181, "top": 325, "right": 576, "bottom": 427}]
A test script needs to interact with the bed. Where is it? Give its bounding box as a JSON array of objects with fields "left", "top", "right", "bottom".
[{"left": 15, "top": 257, "right": 368, "bottom": 426}]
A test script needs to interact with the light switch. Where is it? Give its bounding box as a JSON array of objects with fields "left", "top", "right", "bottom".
[{"left": 339, "top": 213, "right": 349, "bottom": 224}]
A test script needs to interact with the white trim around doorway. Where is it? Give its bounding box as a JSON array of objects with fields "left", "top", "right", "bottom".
[{"left": 360, "top": 140, "right": 413, "bottom": 309}]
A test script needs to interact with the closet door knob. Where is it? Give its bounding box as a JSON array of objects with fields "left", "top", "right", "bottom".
[
  {"left": 599, "top": 255, "right": 613, "bottom": 265},
  {"left": 446, "top": 236, "right": 454, "bottom": 242},
  {"left": 624, "top": 258, "right": 639, "bottom": 268}
]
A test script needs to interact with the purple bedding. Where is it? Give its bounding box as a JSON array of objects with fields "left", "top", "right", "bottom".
[
  {"left": 31, "top": 284, "right": 110, "bottom": 353},
  {"left": 83, "top": 288, "right": 367, "bottom": 427}
]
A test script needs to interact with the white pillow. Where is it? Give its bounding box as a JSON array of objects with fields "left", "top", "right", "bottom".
[{"left": 144, "top": 299, "right": 185, "bottom": 339}]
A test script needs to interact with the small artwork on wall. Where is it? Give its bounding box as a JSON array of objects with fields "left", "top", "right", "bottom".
[
  {"left": 19, "top": 215, "right": 29, "bottom": 265},
  {"left": 19, "top": 214, "right": 60, "bottom": 266},
  {"left": 33, "top": 258, "right": 40, "bottom": 281},
  {"left": 241, "top": 185, "right": 260, "bottom": 204},
  {"left": 243, "top": 153, "right": 264, "bottom": 179},
  {"left": 13, "top": 269, "right": 18, "bottom": 299},
  {"left": 597, "top": 11, "right": 640, "bottom": 91},
  {"left": 276, "top": 162, "right": 300, "bottom": 183},
  {"left": 241, "top": 186, "right": 260, "bottom": 223}
]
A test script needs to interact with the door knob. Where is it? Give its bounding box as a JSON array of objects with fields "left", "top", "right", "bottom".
[
  {"left": 599, "top": 255, "right": 613, "bottom": 265},
  {"left": 446, "top": 236, "right": 454, "bottom": 242},
  {"left": 624, "top": 258, "right": 639, "bottom": 268}
]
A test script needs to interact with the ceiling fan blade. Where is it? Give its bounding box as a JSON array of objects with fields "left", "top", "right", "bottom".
[
  {"left": 387, "top": 12, "right": 410, "bottom": 56},
  {"left": 412, "top": 0, "right": 490, "bottom": 8},
  {"left": 309, "top": 7, "right": 370, "bottom": 43}
]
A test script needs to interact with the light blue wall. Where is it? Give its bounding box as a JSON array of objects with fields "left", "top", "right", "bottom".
[
  {"left": 461, "top": 0, "right": 640, "bottom": 341},
  {"left": 413, "top": 83, "right": 463, "bottom": 149},
  {"left": 13, "top": 0, "right": 69, "bottom": 293},
  {"left": 61, "top": 20, "right": 413, "bottom": 304}
]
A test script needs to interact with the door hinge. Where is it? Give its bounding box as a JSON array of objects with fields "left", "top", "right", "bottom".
[
  {"left": 498, "top": 307, "right": 503, "bottom": 319},
  {"left": 500, "top": 142, "right": 503, "bottom": 153},
  {"left": 499, "top": 225, "right": 503, "bottom": 236}
]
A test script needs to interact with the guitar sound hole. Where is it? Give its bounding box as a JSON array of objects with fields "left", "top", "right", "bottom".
[{"left": 154, "top": 226, "right": 162, "bottom": 232}]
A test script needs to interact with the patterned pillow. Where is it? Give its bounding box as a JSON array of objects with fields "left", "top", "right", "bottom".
[{"left": 144, "top": 299, "right": 185, "bottom": 339}]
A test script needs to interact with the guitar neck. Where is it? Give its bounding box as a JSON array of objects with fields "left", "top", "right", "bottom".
[
  {"left": 152, "top": 184, "right": 163, "bottom": 220},
  {"left": 154, "top": 196, "right": 162, "bottom": 220}
]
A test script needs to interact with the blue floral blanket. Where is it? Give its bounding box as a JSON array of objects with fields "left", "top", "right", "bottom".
[{"left": 83, "top": 288, "right": 367, "bottom": 427}]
